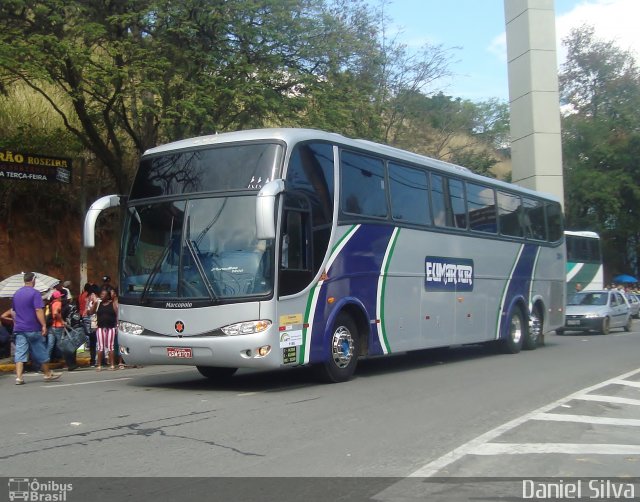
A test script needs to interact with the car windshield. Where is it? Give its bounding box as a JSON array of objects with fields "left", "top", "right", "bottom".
[
  {"left": 568, "top": 292, "right": 608, "bottom": 306},
  {"left": 120, "top": 196, "right": 273, "bottom": 302}
]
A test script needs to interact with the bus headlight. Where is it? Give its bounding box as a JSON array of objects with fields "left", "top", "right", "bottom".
[
  {"left": 221, "top": 320, "right": 271, "bottom": 336},
  {"left": 119, "top": 321, "right": 144, "bottom": 335}
]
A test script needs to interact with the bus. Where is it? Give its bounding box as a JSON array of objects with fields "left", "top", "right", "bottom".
[
  {"left": 565, "top": 230, "right": 603, "bottom": 292},
  {"left": 84, "top": 128, "right": 566, "bottom": 383}
]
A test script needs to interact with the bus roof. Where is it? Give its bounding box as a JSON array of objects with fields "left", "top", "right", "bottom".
[
  {"left": 143, "top": 128, "right": 561, "bottom": 202},
  {"left": 564, "top": 230, "right": 600, "bottom": 239}
]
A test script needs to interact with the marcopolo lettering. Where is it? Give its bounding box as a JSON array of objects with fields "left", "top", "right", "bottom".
[{"left": 425, "top": 256, "right": 474, "bottom": 291}]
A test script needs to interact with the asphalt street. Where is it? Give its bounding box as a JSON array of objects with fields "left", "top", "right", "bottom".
[{"left": 1, "top": 325, "right": 640, "bottom": 500}]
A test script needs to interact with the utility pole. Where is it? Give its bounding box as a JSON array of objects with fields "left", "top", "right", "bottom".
[{"left": 79, "top": 155, "right": 88, "bottom": 289}]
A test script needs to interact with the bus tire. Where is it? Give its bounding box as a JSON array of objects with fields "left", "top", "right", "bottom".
[
  {"left": 315, "top": 312, "right": 360, "bottom": 383},
  {"left": 523, "top": 307, "right": 543, "bottom": 350},
  {"left": 196, "top": 366, "right": 237, "bottom": 379},
  {"left": 501, "top": 307, "right": 525, "bottom": 354}
]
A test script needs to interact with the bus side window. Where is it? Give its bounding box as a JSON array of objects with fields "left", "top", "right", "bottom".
[
  {"left": 522, "top": 198, "right": 546, "bottom": 240},
  {"left": 279, "top": 194, "right": 313, "bottom": 296},
  {"left": 431, "top": 174, "right": 448, "bottom": 227},
  {"left": 497, "top": 191, "right": 523, "bottom": 238},
  {"left": 281, "top": 210, "right": 306, "bottom": 270}
]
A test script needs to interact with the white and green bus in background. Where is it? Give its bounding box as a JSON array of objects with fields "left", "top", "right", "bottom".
[
  {"left": 84, "top": 128, "right": 566, "bottom": 383},
  {"left": 565, "top": 230, "right": 603, "bottom": 292}
]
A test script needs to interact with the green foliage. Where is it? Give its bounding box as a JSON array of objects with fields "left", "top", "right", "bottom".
[
  {"left": 0, "top": 0, "right": 508, "bottom": 193},
  {"left": 560, "top": 25, "right": 640, "bottom": 277}
]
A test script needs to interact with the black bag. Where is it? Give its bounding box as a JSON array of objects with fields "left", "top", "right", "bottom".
[
  {"left": 62, "top": 303, "right": 83, "bottom": 328},
  {"left": 59, "top": 326, "right": 88, "bottom": 354}
]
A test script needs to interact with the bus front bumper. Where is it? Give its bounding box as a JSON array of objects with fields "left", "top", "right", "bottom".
[{"left": 117, "top": 329, "right": 285, "bottom": 369}]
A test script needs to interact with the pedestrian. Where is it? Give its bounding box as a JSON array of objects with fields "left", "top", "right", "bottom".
[
  {"left": 81, "top": 283, "right": 100, "bottom": 367},
  {"left": 62, "top": 280, "right": 73, "bottom": 302},
  {"left": 50, "top": 290, "right": 78, "bottom": 371},
  {"left": 90, "top": 285, "right": 118, "bottom": 371},
  {"left": 0, "top": 308, "right": 13, "bottom": 358},
  {"left": 11, "top": 272, "right": 61, "bottom": 384},
  {"left": 575, "top": 283, "right": 583, "bottom": 292}
]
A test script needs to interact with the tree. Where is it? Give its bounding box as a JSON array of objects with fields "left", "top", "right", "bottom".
[
  {"left": 0, "top": 0, "right": 386, "bottom": 192},
  {"left": 560, "top": 25, "right": 640, "bottom": 276}
]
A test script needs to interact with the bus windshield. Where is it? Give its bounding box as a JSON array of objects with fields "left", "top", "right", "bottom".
[{"left": 121, "top": 195, "right": 273, "bottom": 302}]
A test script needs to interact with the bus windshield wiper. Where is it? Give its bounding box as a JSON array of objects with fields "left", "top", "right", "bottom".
[
  {"left": 140, "top": 238, "right": 173, "bottom": 304},
  {"left": 184, "top": 238, "right": 218, "bottom": 303}
]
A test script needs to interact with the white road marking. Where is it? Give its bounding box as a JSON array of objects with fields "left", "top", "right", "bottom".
[
  {"left": 611, "top": 379, "right": 640, "bottom": 389},
  {"left": 41, "top": 377, "right": 133, "bottom": 388},
  {"left": 577, "top": 394, "right": 640, "bottom": 406},
  {"left": 409, "top": 367, "right": 640, "bottom": 477},
  {"left": 532, "top": 412, "right": 640, "bottom": 427},
  {"left": 471, "top": 443, "right": 640, "bottom": 455}
]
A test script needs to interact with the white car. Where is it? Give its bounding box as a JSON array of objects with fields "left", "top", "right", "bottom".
[
  {"left": 625, "top": 293, "right": 640, "bottom": 319},
  {"left": 558, "top": 290, "right": 632, "bottom": 335}
]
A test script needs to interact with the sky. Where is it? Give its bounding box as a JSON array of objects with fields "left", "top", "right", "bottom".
[{"left": 381, "top": 0, "right": 640, "bottom": 102}]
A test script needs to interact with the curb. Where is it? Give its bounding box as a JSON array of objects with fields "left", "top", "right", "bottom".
[{"left": 0, "top": 354, "right": 92, "bottom": 373}]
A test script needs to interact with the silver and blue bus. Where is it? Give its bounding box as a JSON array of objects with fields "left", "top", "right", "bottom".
[
  {"left": 565, "top": 230, "right": 603, "bottom": 291},
  {"left": 84, "top": 128, "right": 566, "bottom": 382}
]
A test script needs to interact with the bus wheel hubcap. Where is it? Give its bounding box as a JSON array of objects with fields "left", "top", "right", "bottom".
[
  {"left": 530, "top": 312, "right": 541, "bottom": 341},
  {"left": 511, "top": 315, "right": 522, "bottom": 344},
  {"left": 331, "top": 326, "right": 354, "bottom": 368}
]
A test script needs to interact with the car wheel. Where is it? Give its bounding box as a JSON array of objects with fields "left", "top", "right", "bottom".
[
  {"left": 624, "top": 316, "right": 633, "bottom": 332},
  {"left": 501, "top": 307, "right": 524, "bottom": 354},
  {"left": 555, "top": 329, "right": 564, "bottom": 335},
  {"left": 523, "top": 307, "right": 542, "bottom": 350},
  {"left": 314, "top": 312, "right": 360, "bottom": 383},
  {"left": 600, "top": 317, "right": 610, "bottom": 335}
]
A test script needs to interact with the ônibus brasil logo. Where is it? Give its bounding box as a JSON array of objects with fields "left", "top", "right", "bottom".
[{"left": 8, "top": 478, "right": 73, "bottom": 501}]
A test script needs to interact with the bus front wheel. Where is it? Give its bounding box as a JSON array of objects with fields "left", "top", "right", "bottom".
[
  {"left": 196, "top": 366, "right": 237, "bottom": 380},
  {"left": 315, "top": 313, "right": 360, "bottom": 383}
]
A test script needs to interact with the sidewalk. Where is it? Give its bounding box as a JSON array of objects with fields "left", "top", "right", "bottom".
[{"left": 0, "top": 351, "right": 91, "bottom": 373}]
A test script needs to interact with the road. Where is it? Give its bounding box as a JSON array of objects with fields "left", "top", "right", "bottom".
[{"left": 2, "top": 326, "right": 640, "bottom": 500}]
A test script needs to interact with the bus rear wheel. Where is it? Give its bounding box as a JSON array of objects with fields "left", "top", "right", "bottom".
[
  {"left": 196, "top": 366, "right": 237, "bottom": 380},
  {"left": 523, "top": 307, "right": 542, "bottom": 350},
  {"left": 501, "top": 308, "right": 524, "bottom": 354},
  {"left": 315, "top": 312, "right": 360, "bottom": 383}
]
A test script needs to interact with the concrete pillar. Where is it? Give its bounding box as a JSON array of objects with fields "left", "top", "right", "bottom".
[{"left": 504, "top": 0, "right": 564, "bottom": 206}]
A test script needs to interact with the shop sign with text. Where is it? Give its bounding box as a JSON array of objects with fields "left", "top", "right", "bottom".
[{"left": 0, "top": 149, "right": 72, "bottom": 184}]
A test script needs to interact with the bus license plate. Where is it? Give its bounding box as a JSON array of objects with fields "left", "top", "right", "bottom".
[{"left": 167, "top": 347, "right": 193, "bottom": 358}]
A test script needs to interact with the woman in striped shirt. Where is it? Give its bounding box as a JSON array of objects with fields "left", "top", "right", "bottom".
[{"left": 91, "top": 286, "right": 118, "bottom": 371}]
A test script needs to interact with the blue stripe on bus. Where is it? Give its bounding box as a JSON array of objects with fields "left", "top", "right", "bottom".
[
  {"left": 308, "top": 225, "right": 395, "bottom": 363},
  {"left": 499, "top": 243, "right": 538, "bottom": 340}
]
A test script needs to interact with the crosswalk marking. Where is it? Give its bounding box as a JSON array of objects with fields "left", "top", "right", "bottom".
[{"left": 408, "top": 367, "right": 640, "bottom": 477}]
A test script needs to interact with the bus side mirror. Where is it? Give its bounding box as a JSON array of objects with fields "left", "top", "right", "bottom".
[
  {"left": 256, "top": 179, "right": 285, "bottom": 240},
  {"left": 84, "top": 194, "right": 123, "bottom": 247}
]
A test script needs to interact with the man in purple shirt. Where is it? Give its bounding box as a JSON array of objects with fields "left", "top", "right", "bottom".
[{"left": 12, "top": 272, "right": 61, "bottom": 385}]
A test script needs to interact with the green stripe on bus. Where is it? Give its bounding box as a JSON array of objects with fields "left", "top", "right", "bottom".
[
  {"left": 379, "top": 227, "right": 400, "bottom": 353},
  {"left": 494, "top": 245, "right": 523, "bottom": 339},
  {"left": 567, "top": 262, "right": 602, "bottom": 289},
  {"left": 300, "top": 225, "right": 358, "bottom": 364}
]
